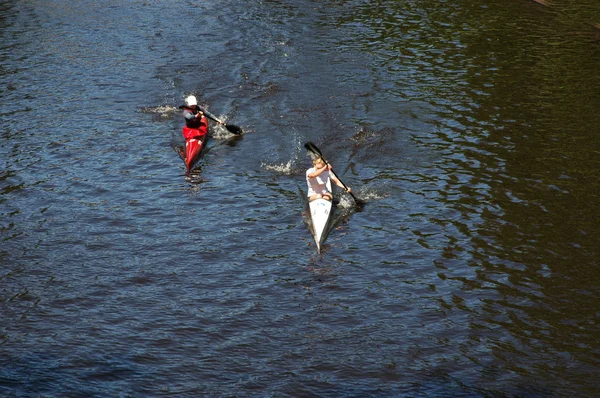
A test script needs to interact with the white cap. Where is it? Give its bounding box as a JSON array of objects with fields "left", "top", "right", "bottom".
[{"left": 185, "top": 95, "right": 197, "bottom": 106}]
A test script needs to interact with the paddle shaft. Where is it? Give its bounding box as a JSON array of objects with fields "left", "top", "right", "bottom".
[
  {"left": 196, "top": 107, "right": 221, "bottom": 124},
  {"left": 321, "top": 160, "right": 360, "bottom": 203},
  {"left": 179, "top": 105, "right": 243, "bottom": 134}
]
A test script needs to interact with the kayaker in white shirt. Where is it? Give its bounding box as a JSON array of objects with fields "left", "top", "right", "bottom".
[{"left": 306, "top": 157, "right": 351, "bottom": 202}]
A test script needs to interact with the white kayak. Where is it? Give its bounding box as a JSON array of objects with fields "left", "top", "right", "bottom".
[{"left": 308, "top": 198, "right": 335, "bottom": 253}]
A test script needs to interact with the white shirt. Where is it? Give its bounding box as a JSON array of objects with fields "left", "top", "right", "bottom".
[{"left": 306, "top": 167, "right": 332, "bottom": 197}]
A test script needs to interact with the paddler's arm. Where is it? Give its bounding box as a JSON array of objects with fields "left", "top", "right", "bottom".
[
  {"left": 307, "top": 164, "right": 329, "bottom": 178},
  {"left": 197, "top": 107, "right": 223, "bottom": 125},
  {"left": 330, "top": 170, "right": 352, "bottom": 192},
  {"left": 180, "top": 106, "right": 202, "bottom": 119}
]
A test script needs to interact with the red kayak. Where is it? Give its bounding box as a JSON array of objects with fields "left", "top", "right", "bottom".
[{"left": 182, "top": 115, "right": 209, "bottom": 173}]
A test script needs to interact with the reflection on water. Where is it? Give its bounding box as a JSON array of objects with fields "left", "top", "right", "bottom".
[{"left": 1, "top": 0, "right": 599, "bottom": 396}]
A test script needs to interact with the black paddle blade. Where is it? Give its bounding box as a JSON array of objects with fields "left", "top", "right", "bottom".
[
  {"left": 225, "top": 123, "right": 243, "bottom": 135},
  {"left": 304, "top": 142, "right": 323, "bottom": 158},
  {"left": 351, "top": 192, "right": 367, "bottom": 208}
]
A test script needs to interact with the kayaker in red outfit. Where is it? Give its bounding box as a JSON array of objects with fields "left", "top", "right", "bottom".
[
  {"left": 181, "top": 95, "right": 207, "bottom": 139},
  {"left": 179, "top": 95, "right": 211, "bottom": 173}
]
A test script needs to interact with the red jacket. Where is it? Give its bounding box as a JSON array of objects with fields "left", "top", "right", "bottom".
[{"left": 181, "top": 106, "right": 208, "bottom": 140}]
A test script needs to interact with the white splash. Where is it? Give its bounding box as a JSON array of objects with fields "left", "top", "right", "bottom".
[
  {"left": 262, "top": 160, "right": 294, "bottom": 175},
  {"left": 140, "top": 105, "right": 178, "bottom": 119}
]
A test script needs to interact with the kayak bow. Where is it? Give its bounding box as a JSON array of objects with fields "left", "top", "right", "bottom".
[{"left": 308, "top": 197, "right": 336, "bottom": 253}]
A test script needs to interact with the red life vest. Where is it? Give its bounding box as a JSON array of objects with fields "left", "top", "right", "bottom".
[
  {"left": 182, "top": 114, "right": 208, "bottom": 140},
  {"left": 181, "top": 105, "right": 204, "bottom": 128}
]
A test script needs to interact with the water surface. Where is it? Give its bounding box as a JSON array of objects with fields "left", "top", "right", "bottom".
[{"left": 1, "top": 0, "right": 599, "bottom": 396}]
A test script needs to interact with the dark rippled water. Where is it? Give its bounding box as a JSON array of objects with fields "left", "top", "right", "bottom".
[{"left": 2, "top": 0, "right": 599, "bottom": 396}]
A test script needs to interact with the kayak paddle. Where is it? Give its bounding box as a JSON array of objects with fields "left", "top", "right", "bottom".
[
  {"left": 178, "top": 105, "right": 244, "bottom": 135},
  {"left": 304, "top": 141, "right": 365, "bottom": 207}
]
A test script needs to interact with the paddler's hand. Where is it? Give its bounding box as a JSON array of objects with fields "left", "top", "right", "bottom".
[{"left": 345, "top": 187, "right": 352, "bottom": 193}]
